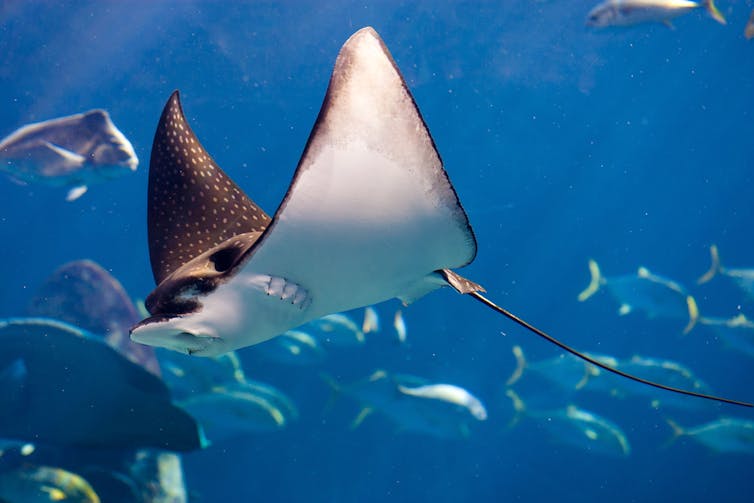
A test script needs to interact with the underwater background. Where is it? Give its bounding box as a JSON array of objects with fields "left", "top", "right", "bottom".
[{"left": 1, "top": 1, "right": 753, "bottom": 501}]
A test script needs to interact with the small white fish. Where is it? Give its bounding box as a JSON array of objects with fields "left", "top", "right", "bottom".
[
  {"left": 0, "top": 109, "right": 138, "bottom": 201},
  {"left": 393, "top": 309, "right": 407, "bottom": 344},
  {"left": 362, "top": 306, "right": 380, "bottom": 334},
  {"left": 586, "top": 0, "right": 725, "bottom": 27},
  {"left": 397, "top": 383, "right": 487, "bottom": 420}
]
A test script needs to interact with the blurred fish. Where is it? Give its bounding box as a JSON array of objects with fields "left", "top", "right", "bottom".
[
  {"left": 0, "top": 110, "right": 138, "bottom": 201},
  {"left": 614, "top": 355, "right": 715, "bottom": 410},
  {"left": 506, "top": 344, "right": 618, "bottom": 393},
  {"left": 666, "top": 417, "right": 754, "bottom": 454},
  {"left": 579, "top": 259, "right": 699, "bottom": 333},
  {"left": 28, "top": 262, "right": 184, "bottom": 502},
  {"left": 27, "top": 259, "right": 160, "bottom": 376},
  {"left": 329, "top": 370, "right": 487, "bottom": 438},
  {"left": 178, "top": 381, "right": 298, "bottom": 441},
  {"left": 362, "top": 306, "right": 380, "bottom": 334},
  {"left": 698, "top": 245, "right": 754, "bottom": 302},
  {"left": 305, "top": 313, "right": 365, "bottom": 347},
  {"left": 393, "top": 310, "right": 407, "bottom": 344},
  {"left": 156, "top": 348, "right": 246, "bottom": 399},
  {"left": 700, "top": 313, "right": 754, "bottom": 358},
  {"left": 0, "top": 317, "right": 205, "bottom": 451},
  {"left": 586, "top": 0, "right": 725, "bottom": 28},
  {"left": 507, "top": 390, "right": 631, "bottom": 457},
  {"left": 250, "top": 330, "right": 326, "bottom": 365},
  {"left": 0, "top": 465, "right": 100, "bottom": 503},
  {"left": 746, "top": 9, "right": 754, "bottom": 39}
]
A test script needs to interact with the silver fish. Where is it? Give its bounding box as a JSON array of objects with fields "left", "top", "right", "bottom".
[
  {"left": 579, "top": 259, "right": 699, "bottom": 334},
  {"left": 330, "top": 370, "right": 487, "bottom": 438},
  {"left": 586, "top": 0, "right": 725, "bottom": 28},
  {"left": 507, "top": 390, "right": 631, "bottom": 457},
  {"left": 0, "top": 109, "right": 138, "bottom": 201},
  {"left": 179, "top": 381, "right": 298, "bottom": 441},
  {"left": 667, "top": 417, "right": 754, "bottom": 454}
]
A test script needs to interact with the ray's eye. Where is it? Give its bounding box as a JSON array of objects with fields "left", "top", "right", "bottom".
[{"left": 209, "top": 247, "right": 238, "bottom": 272}]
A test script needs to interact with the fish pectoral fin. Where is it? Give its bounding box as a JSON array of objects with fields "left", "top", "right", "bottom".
[
  {"left": 350, "top": 407, "right": 374, "bottom": 430},
  {"left": 662, "top": 20, "right": 675, "bottom": 29},
  {"left": 43, "top": 141, "right": 86, "bottom": 167},
  {"left": 66, "top": 185, "right": 88, "bottom": 201}
]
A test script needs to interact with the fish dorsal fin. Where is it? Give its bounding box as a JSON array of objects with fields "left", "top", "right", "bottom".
[{"left": 147, "top": 91, "right": 271, "bottom": 284}]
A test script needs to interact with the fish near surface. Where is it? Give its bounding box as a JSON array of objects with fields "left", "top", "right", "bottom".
[
  {"left": 0, "top": 110, "right": 138, "bottom": 201},
  {"left": 0, "top": 318, "right": 204, "bottom": 452},
  {"left": 130, "top": 27, "right": 751, "bottom": 409},
  {"left": 586, "top": 0, "right": 725, "bottom": 27}
]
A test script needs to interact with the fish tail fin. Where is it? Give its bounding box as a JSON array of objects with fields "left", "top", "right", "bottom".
[
  {"left": 575, "top": 362, "right": 598, "bottom": 390},
  {"left": 682, "top": 295, "right": 700, "bottom": 335},
  {"left": 577, "top": 259, "right": 604, "bottom": 302},
  {"left": 505, "top": 388, "right": 526, "bottom": 428},
  {"left": 506, "top": 345, "right": 527, "bottom": 386},
  {"left": 698, "top": 244, "right": 722, "bottom": 284},
  {"left": 350, "top": 407, "right": 374, "bottom": 430},
  {"left": 704, "top": 0, "right": 726, "bottom": 24},
  {"left": 662, "top": 418, "right": 686, "bottom": 449},
  {"left": 319, "top": 372, "right": 342, "bottom": 416}
]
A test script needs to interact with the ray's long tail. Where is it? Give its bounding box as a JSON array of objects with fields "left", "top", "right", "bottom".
[{"left": 465, "top": 289, "right": 752, "bottom": 408}]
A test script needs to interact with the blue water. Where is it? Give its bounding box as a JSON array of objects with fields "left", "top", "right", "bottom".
[{"left": 2, "top": 1, "right": 754, "bottom": 501}]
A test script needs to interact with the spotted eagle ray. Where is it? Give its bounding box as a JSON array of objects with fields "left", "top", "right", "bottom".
[{"left": 130, "top": 27, "right": 749, "bottom": 408}]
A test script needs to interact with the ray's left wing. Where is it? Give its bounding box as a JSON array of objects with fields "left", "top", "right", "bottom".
[{"left": 238, "top": 27, "right": 478, "bottom": 317}]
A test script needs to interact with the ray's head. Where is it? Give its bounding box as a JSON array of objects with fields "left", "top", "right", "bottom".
[{"left": 130, "top": 91, "right": 270, "bottom": 356}]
